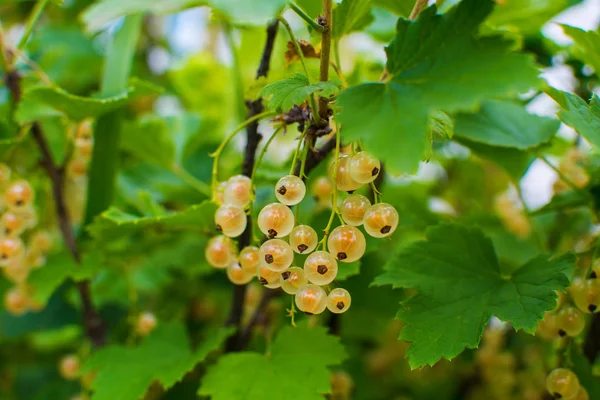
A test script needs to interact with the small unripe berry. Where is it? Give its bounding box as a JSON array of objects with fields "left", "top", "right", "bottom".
[
  {"left": 327, "top": 288, "right": 352, "bottom": 314},
  {"left": 3, "top": 286, "right": 29, "bottom": 315},
  {"left": 556, "top": 305, "right": 586, "bottom": 337},
  {"left": 304, "top": 251, "right": 338, "bottom": 285},
  {"left": 223, "top": 175, "right": 253, "bottom": 208},
  {"left": 59, "top": 354, "right": 81, "bottom": 380},
  {"left": 214, "top": 204, "right": 247, "bottom": 237},
  {"left": 295, "top": 284, "right": 327, "bottom": 314},
  {"left": 570, "top": 278, "right": 600, "bottom": 313},
  {"left": 545, "top": 368, "right": 580, "bottom": 400},
  {"left": 259, "top": 239, "right": 294, "bottom": 272},
  {"left": 0, "top": 211, "right": 27, "bottom": 237},
  {"left": 275, "top": 175, "right": 306, "bottom": 206},
  {"left": 257, "top": 203, "right": 294, "bottom": 238},
  {"left": 227, "top": 262, "right": 254, "bottom": 285},
  {"left": 136, "top": 312, "right": 157, "bottom": 336},
  {"left": 349, "top": 151, "right": 380, "bottom": 184},
  {"left": 0, "top": 237, "right": 25, "bottom": 266},
  {"left": 327, "top": 225, "right": 366, "bottom": 263},
  {"left": 239, "top": 246, "right": 260, "bottom": 273},
  {"left": 280, "top": 267, "right": 308, "bottom": 295},
  {"left": 331, "top": 156, "right": 362, "bottom": 192},
  {"left": 363, "top": 203, "right": 399, "bottom": 238},
  {"left": 289, "top": 225, "right": 318, "bottom": 254},
  {"left": 258, "top": 265, "right": 282, "bottom": 289},
  {"left": 340, "top": 194, "right": 371, "bottom": 226},
  {"left": 4, "top": 180, "right": 35, "bottom": 210},
  {"left": 205, "top": 236, "right": 235, "bottom": 269}
]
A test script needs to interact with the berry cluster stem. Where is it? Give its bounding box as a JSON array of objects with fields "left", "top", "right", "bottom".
[
  {"left": 277, "top": 16, "right": 323, "bottom": 126},
  {"left": 320, "top": 124, "right": 341, "bottom": 249},
  {"left": 210, "top": 111, "right": 278, "bottom": 201},
  {"left": 289, "top": 2, "right": 326, "bottom": 33},
  {"left": 317, "top": 0, "right": 333, "bottom": 121}
]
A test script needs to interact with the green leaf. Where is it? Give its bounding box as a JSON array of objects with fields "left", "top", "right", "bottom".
[
  {"left": 16, "top": 78, "right": 161, "bottom": 123},
  {"left": 81, "top": 0, "right": 286, "bottom": 32},
  {"left": 259, "top": 73, "right": 342, "bottom": 112},
  {"left": 561, "top": 24, "right": 600, "bottom": 75},
  {"left": 333, "top": 0, "right": 374, "bottom": 38},
  {"left": 547, "top": 88, "right": 600, "bottom": 149},
  {"left": 372, "top": 223, "right": 573, "bottom": 368},
  {"left": 457, "top": 138, "right": 534, "bottom": 180},
  {"left": 121, "top": 117, "right": 175, "bottom": 168},
  {"left": 429, "top": 110, "right": 454, "bottom": 139},
  {"left": 27, "top": 252, "right": 100, "bottom": 307},
  {"left": 199, "top": 325, "right": 347, "bottom": 400},
  {"left": 337, "top": 0, "right": 539, "bottom": 174},
  {"left": 454, "top": 100, "right": 559, "bottom": 149},
  {"left": 84, "top": 323, "right": 232, "bottom": 400},
  {"left": 531, "top": 189, "right": 590, "bottom": 215},
  {"left": 488, "top": 0, "right": 581, "bottom": 35},
  {"left": 371, "top": 0, "right": 413, "bottom": 16},
  {"left": 87, "top": 201, "right": 218, "bottom": 243}
]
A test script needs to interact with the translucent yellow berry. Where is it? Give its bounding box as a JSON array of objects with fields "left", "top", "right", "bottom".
[
  {"left": 214, "top": 204, "right": 247, "bottom": 237},
  {"left": 227, "top": 262, "right": 254, "bottom": 285},
  {"left": 545, "top": 368, "right": 580, "bottom": 400},
  {"left": 281, "top": 267, "right": 308, "bottom": 295},
  {"left": 258, "top": 265, "right": 282, "bottom": 289},
  {"left": 295, "top": 284, "right": 327, "bottom": 314},
  {"left": 304, "top": 251, "right": 338, "bottom": 285},
  {"left": 259, "top": 239, "right": 294, "bottom": 272},
  {"left": 363, "top": 203, "right": 399, "bottom": 238},
  {"left": 59, "top": 354, "right": 80, "bottom": 380},
  {"left": 289, "top": 225, "right": 318, "bottom": 254},
  {"left": 223, "top": 175, "right": 253, "bottom": 208},
  {"left": 239, "top": 246, "right": 259, "bottom": 274},
  {"left": 136, "top": 311, "right": 157, "bottom": 336},
  {"left": 349, "top": 151, "right": 380, "bottom": 184},
  {"left": 275, "top": 175, "right": 306, "bottom": 206},
  {"left": 327, "top": 225, "right": 366, "bottom": 263},
  {"left": 257, "top": 203, "right": 294, "bottom": 238},
  {"left": 205, "top": 236, "right": 235, "bottom": 269},
  {"left": 331, "top": 156, "right": 362, "bottom": 192},
  {"left": 327, "top": 288, "right": 351, "bottom": 314},
  {"left": 340, "top": 194, "right": 371, "bottom": 226}
]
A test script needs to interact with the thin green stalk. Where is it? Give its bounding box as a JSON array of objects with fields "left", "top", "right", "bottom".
[
  {"left": 319, "top": 124, "right": 341, "bottom": 249},
  {"left": 289, "top": 127, "right": 308, "bottom": 176},
  {"left": 317, "top": 0, "right": 332, "bottom": 121},
  {"left": 171, "top": 164, "right": 211, "bottom": 196},
  {"left": 289, "top": 2, "right": 326, "bottom": 33},
  {"left": 211, "top": 111, "right": 279, "bottom": 200},
  {"left": 252, "top": 126, "right": 283, "bottom": 182},
  {"left": 17, "top": 0, "right": 49, "bottom": 51},
  {"left": 278, "top": 16, "right": 323, "bottom": 126},
  {"left": 223, "top": 23, "right": 247, "bottom": 123},
  {"left": 409, "top": 0, "right": 429, "bottom": 20},
  {"left": 298, "top": 135, "right": 310, "bottom": 179},
  {"left": 370, "top": 182, "right": 380, "bottom": 203}
]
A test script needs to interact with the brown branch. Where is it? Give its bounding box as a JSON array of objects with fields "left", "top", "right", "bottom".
[
  {"left": 225, "top": 20, "right": 279, "bottom": 352},
  {"left": 4, "top": 69, "right": 106, "bottom": 348},
  {"left": 236, "top": 289, "right": 280, "bottom": 349},
  {"left": 317, "top": 0, "right": 333, "bottom": 121},
  {"left": 409, "top": 0, "right": 429, "bottom": 20}
]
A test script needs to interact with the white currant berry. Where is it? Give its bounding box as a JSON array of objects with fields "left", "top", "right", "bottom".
[
  {"left": 327, "top": 225, "right": 366, "bottom": 263},
  {"left": 289, "top": 225, "right": 318, "bottom": 254},
  {"left": 214, "top": 204, "right": 247, "bottom": 237},
  {"left": 546, "top": 368, "right": 580, "bottom": 400},
  {"left": 349, "top": 151, "right": 380, "bottom": 184},
  {"left": 327, "top": 288, "right": 352, "bottom": 314},
  {"left": 3, "top": 286, "right": 29, "bottom": 315},
  {"left": 304, "top": 251, "right": 338, "bottom": 285},
  {"left": 363, "top": 203, "right": 399, "bottom": 238},
  {"left": 0, "top": 237, "right": 25, "bottom": 266},
  {"left": 3, "top": 256, "right": 30, "bottom": 283},
  {"left": 570, "top": 278, "right": 600, "bottom": 314},
  {"left": 330, "top": 156, "right": 362, "bottom": 192},
  {"left": 5, "top": 180, "right": 35, "bottom": 210},
  {"left": 59, "top": 354, "right": 80, "bottom": 380},
  {"left": 136, "top": 311, "right": 157, "bottom": 336},
  {"left": 281, "top": 267, "right": 308, "bottom": 295},
  {"left": 556, "top": 305, "right": 586, "bottom": 337},
  {"left": 227, "top": 262, "right": 254, "bottom": 285},
  {"left": 223, "top": 175, "right": 253, "bottom": 208},
  {"left": 259, "top": 239, "right": 294, "bottom": 272},
  {"left": 275, "top": 175, "right": 306, "bottom": 206},
  {"left": 1, "top": 211, "right": 27, "bottom": 237},
  {"left": 29, "top": 231, "right": 53, "bottom": 253},
  {"left": 215, "top": 181, "right": 227, "bottom": 205},
  {"left": 257, "top": 203, "right": 294, "bottom": 238},
  {"left": 205, "top": 236, "right": 235, "bottom": 269},
  {"left": 340, "top": 194, "right": 371, "bottom": 226},
  {"left": 311, "top": 176, "right": 333, "bottom": 202},
  {"left": 239, "top": 246, "right": 260, "bottom": 273},
  {"left": 295, "top": 284, "right": 327, "bottom": 314},
  {"left": 258, "top": 265, "right": 282, "bottom": 289}
]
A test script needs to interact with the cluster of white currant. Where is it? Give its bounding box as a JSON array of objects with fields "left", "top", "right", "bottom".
[
  {"left": 0, "top": 163, "right": 53, "bottom": 315},
  {"left": 206, "top": 150, "right": 398, "bottom": 316},
  {"left": 65, "top": 120, "right": 94, "bottom": 224}
]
